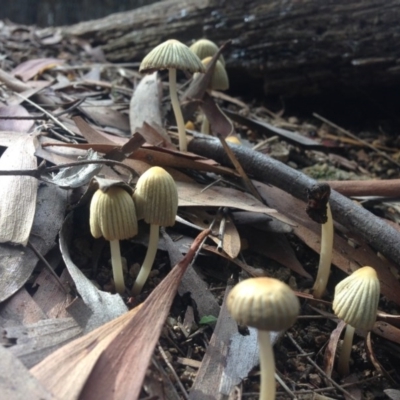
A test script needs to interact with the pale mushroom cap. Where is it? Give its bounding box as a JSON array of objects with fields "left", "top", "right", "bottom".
[
  {"left": 333, "top": 266, "right": 380, "bottom": 331},
  {"left": 90, "top": 186, "right": 138, "bottom": 241},
  {"left": 226, "top": 135, "right": 241, "bottom": 145},
  {"left": 133, "top": 166, "right": 178, "bottom": 227},
  {"left": 139, "top": 39, "right": 205, "bottom": 74},
  {"left": 227, "top": 277, "right": 300, "bottom": 331},
  {"left": 190, "top": 38, "right": 225, "bottom": 66},
  {"left": 201, "top": 56, "right": 229, "bottom": 91}
]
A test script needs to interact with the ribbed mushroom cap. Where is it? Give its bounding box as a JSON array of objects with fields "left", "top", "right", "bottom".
[
  {"left": 133, "top": 166, "right": 178, "bottom": 227},
  {"left": 90, "top": 186, "right": 138, "bottom": 241},
  {"left": 227, "top": 277, "right": 300, "bottom": 331},
  {"left": 332, "top": 266, "right": 380, "bottom": 331},
  {"left": 201, "top": 56, "right": 229, "bottom": 91},
  {"left": 190, "top": 38, "right": 225, "bottom": 66},
  {"left": 139, "top": 39, "right": 205, "bottom": 74}
]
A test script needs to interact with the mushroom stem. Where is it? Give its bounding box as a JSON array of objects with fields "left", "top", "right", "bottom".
[
  {"left": 132, "top": 224, "right": 160, "bottom": 295},
  {"left": 258, "top": 330, "right": 276, "bottom": 400},
  {"left": 337, "top": 324, "right": 355, "bottom": 376},
  {"left": 169, "top": 68, "right": 187, "bottom": 152},
  {"left": 201, "top": 114, "right": 210, "bottom": 134},
  {"left": 313, "top": 203, "right": 333, "bottom": 298},
  {"left": 110, "top": 239, "right": 125, "bottom": 295}
]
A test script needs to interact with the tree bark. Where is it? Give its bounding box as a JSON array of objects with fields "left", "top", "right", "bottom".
[{"left": 41, "top": 0, "right": 400, "bottom": 96}]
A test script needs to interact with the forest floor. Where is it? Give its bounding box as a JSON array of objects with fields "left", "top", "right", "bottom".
[{"left": 0, "top": 20, "right": 400, "bottom": 400}]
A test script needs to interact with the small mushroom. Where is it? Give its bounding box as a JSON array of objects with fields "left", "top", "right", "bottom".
[
  {"left": 332, "top": 266, "right": 380, "bottom": 375},
  {"left": 190, "top": 38, "right": 225, "bottom": 66},
  {"left": 90, "top": 180, "right": 138, "bottom": 294},
  {"left": 227, "top": 277, "right": 300, "bottom": 400},
  {"left": 139, "top": 39, "right": 205, "bottom": 152},
  {"left": 132, "top": 167, "right": 178, "bottom": 295}
]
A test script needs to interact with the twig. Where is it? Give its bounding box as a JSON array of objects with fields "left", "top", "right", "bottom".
[
  {"left": 286, "top": 333, "right": 357, "bottom": 400},
  {"left": 275, "top": 371, "right": 298, "bottom": 399},
  {"left": 188, "top": 135, "right": 400, "bottom": 266},
  {"left": 28, "top": 241, "right": 69, "bottom": 294},
  {"left": 157, "top": 344, "right": 189, "bottom": 399},
  {"left": 314, "top": 113, "right": 400, "bottom": 169},
  {"left": 0, "top": 158, "right": 138, "bottom": 180},
  {"left": 15, "top": 93, "right": 77, "bottom": 137}
]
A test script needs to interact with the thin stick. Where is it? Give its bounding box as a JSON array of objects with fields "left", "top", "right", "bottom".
[
  {"left": 286, "top": 333, "right": 357, "bottom": 400},
  {"left": 28, "top": 241, "right": 69, "bottom": 294},
  {"left": 15, "top": 93, "right": 77, "bottom": 137},
  {"left": 0, "top": 158, "right": 138, "bottom": 180},
  {"left": 157, "top": 344, "right": 189, "bottom": 399}
]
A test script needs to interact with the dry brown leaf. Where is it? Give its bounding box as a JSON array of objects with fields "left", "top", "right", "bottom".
[
  {"left": 372, "top": 321, "right": 400, "bottom": 345},
  {"left": 12, "top": 58, "right": 64, "bottom": 81},
  {"left": 178, "top": 181, "right": 294, "bottom": 226},
  {"left": 323, "top": 320, "right": 346, "bottom": 378},
  {"left": 0, "top": 136, "right": 38, "bottom": 245},
  {"left": 200, "top": 92, "right": 234, "bottom": 137},
  {"left": 31, "top": 229, "right": 209, "bottom": 400},
  {"left": 0, "top": 105, "right": 34, "bottom": 132},
  {"left": 129, "top": 71, "right": 172, "bottom": 146}
]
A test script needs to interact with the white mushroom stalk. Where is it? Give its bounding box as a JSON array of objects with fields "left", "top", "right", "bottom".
[
  {"left": 313, "top": 202, "right": 333, "bottom": 298},
  {"left": 139, "top": 39, "right": 205, "bottom": 152},
  {"left": 132, "top": 166, "right": 178, "bottom": 296},
  {"left": 227, "top": 277, "right": 300, "bottom": 400}
]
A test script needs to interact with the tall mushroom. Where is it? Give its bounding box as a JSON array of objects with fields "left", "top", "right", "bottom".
[
  {"left": 132, "top": 166, "right": 178, "bottom": 295},
  {"left": 306, "top": 183, "right": 334, "bottom": 299},
  {"left": 139, "top": 39, "right": 205, "bottom": 152},
  {"left": 332, "top": 266, "right": 380, "bottom": 375},
  {"left": 90, "top": 178, "right": 138, "bottom": 295},
  {"left": 227, "top": 277, "right": 300, "bottom": 400}
]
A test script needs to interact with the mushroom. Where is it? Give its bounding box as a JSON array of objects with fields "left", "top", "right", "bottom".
[
  {"left": 190, "top": 38, "right": 225, "bottom": 66},
  {"left": 332, "top": 266, "right": 380, "bottom": 375},
  {"left": 90, "top": 179, "right": 138, "bottom": 294},
  {"left": 306, "top": 183, "right": 334, "bottom": 299},
  {"left": 227, "top": 277, "right": 300, "bottom": 400},
  {"left": 132, "top": 167, "right": 178, "bottom": 295},
  {"left": 139, "top": 39, "right": 205, "bottom": 152},
  {"left": 197, "top": 56, "right": 229, "bottom": 134}
]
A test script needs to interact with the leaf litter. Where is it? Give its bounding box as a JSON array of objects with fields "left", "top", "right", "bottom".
[{"left": 0, "top": 22, "right": 399, "bottom": 400}]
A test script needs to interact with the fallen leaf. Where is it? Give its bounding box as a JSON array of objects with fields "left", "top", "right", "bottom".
[
  {"left": 0, "top": 345, "right": 54, "bottom": 400},
  {"left": 0, "top": 136, "right": 38, "bottom": 245},
  {"left": 200, "top": 92, "right": 234, "bottom": 137},
  {"left": 12, "top": 58, "right": 64, "bottom": 81},
  {"left": 48, "top": 149, "right": 103, "bottom": 188},
  {"left": 0, "top": 105, "right": 34, "bottom": 132},
  {"left": 323, "top": 320, "right": 346, "bottom": 378},
  {"left": 178, "top": 181, "right": 294, "bottom": 226},
  {"left": 32, "top": 229, "right": 209, "bottom": 400},
  {"left": 0, "top": 182, "right": 68, "bottom": 302},
  {"left": 6, "top": 318, "right": 82, "bottom": 368},
  {"left": 59, "top": 212, "right": 128, "bottom": 333},
  {"left": 372, "top": 321, "right": 400, "bottom": 345},
  {"left": 130, "top": 71, "right": 172, "bottom": 146}
]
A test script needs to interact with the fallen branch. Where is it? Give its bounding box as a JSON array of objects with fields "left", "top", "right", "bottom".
[{"left": 188, "top": 135, "right": 400, "bottom": 266}]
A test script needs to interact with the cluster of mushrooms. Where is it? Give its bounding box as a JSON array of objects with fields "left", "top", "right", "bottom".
[
  {"left": 88, "top": 38, "right": 382, "bottom": 399},
  {"left": 90, "top": 167, "right": 178, "bottom": 296}
]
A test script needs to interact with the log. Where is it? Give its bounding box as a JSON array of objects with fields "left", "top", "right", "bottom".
[{"left": 39, "top": 0, "right": 400, "bottom": 96}]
